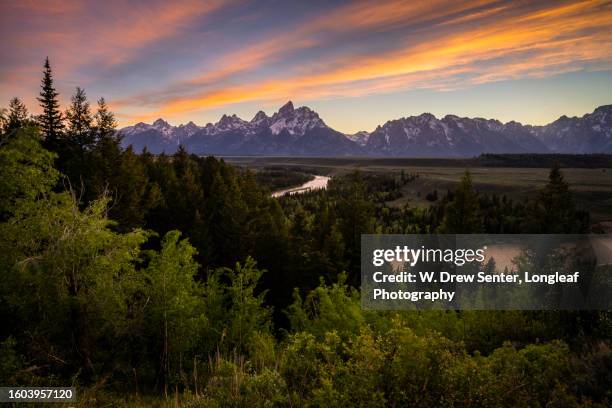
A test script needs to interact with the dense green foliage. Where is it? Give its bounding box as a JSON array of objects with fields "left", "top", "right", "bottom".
[
  {"left": 254, "top": 167, "right": 315, "bottom": 191},
  {"left": 0, "top": 59, "right": 610, "bottom": 407}
]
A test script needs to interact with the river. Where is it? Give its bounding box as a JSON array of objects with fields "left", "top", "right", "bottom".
[{"left": 272, "top": 175, "right": 331, "bottom": 198}]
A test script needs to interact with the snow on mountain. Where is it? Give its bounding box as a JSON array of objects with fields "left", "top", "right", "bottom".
[
  {"left": 120, "top": 122, "right": 154, "bottom": 137},
  {"left": 365, "top": 113, "right": 548, "bottom": 156},
  {"left": 250, "top": 110, "right": 270, "bottom": 127},
  {"left": 533, "top": 105, "right": 612, "bottom": 153},
  {"left": 177, "top": 121, "right": 201, "bottom": 137},
  {"left": 268, "top": 101, "right": 326, "bottom": 136},
  {"left": 121, "top": 118, "right": 188, "bottom": 141},
  {"left": 215, "top": 114, "right": 249, "bottom": 132},
  {"left": 119, "top": 103, "right": 612, "bottom": 156},
  {"left": 346, "top": 131, "right": 371, "bottom": 146}
]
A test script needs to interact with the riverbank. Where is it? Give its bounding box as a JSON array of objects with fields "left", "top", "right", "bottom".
[{"left": 272, "top": 175, "right": 331, "bottom": 197}]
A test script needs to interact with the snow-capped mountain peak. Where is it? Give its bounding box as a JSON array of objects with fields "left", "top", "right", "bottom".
[
  {"left": 123, "top": 122, "right": 151, "bottom": 135},
  {"left": 150, "top": 118, "right": 174, "bottom": 138},
  {"left": 119, "top": 104, "right": 612, "bottom": 156},
  {"left": 277, "top": 101, "right": 294, "bottom": 116},
  {"left": 270, "top": 102, "right": 326, "bottom": 136},
  {"left": 251, "top": 110, "right": 270, "bottom": 126},
  {"left": 177, "top": 121, "right": 201, "bottom": 137},
  {"left": 216, "top": 114, "right": 249, "bottom": 131},
  {"left": 120, "top": 118, "right": 176, "bottom": 139},
  {"left": 153, "top": 118, "right": 169, "bottom": 127}
]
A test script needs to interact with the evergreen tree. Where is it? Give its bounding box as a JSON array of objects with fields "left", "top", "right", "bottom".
[
  {"left": 0, "top": 107, "right": 7, "bottom": 134},
  {"left": 528, "top": 164, "right": 588, "bottom": 233},
  {"left": 93, "top": 97, "right": 118, "bottom": 144},
  {"left": 60, "top": 87, "right": 94, "bottom": 193},
  {"left": 540, "top": 164, "right": 573, "bottom": 218},
  {"left": 202, "top": 169, "right": 243, "bottom": 266},
  {"left": 335, "top": 172, "right": 375, "bottom": 286},
  {"left": 4, "top": 97, "right": 29, "bottom": 136},
  {"left": 111, "top": 146, "right": 149, "bottom": 230},
  {"left": 65, "top": 87, "right": 94, "bottom": 153},
  {"left": 89, "top": 97, "right": 122, "bottom": 205},
  {"left": 439, "top": 171, "right": 483, "bottom": 233},
  {"left": 37, "top": 57, "right": 64, "bottom": 149},
  {"left": 311, "top": 199, "right": 346, "bottom": 282}
]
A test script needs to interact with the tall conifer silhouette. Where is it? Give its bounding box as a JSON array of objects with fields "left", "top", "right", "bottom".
[{"left": 37, "top": 57, "right": 64, "bottom": 149}]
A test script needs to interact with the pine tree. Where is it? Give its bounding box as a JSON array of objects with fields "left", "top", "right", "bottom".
[
  {"left": 336, "top": 172, "right": 375, "bottom": 286},
  {"left": 202, "top": 169, "right": 242, "bottom": 266},
  {"left": 59, "top": 87, "right": 95, "bottom": 198},
  {"left": 93, "top": 97, "right": 118, "bottom": 144},
  {"left": 540, "top": 164, "right": 572, "bottom": 210},
  {"left": 0, "top": 107, "right": 6, "bottom": 127},
  {"left": 65, "top": 87, "right": 94, "bottom": 152},
  {"left": 37, "top": 57, "right": 64, "bottom": 149},
  {"left": 110, "top": 146, "right": 149, "bottom": 230},
  {"left": 4, "top": 97, "right": 29, "bottom": 136},
  {"left": 439, "top": 171, "right": 483, "bottom": 233},
  {"left": 89, "top": 98, "right": 122, "bottom": 205},
  {"left": 528, "top": 164, "right": 587, "bottom": 233}
]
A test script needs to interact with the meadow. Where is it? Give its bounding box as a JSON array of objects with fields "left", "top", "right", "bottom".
[{"left": 225, "top": 156, "right": 612, "bottom": 223}]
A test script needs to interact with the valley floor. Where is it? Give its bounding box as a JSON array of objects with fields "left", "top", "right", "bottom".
[{"left": 225, "top": 156, "right": 612, "bottom": 222}]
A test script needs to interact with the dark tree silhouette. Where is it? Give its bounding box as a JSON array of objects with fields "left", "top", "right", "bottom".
[
  {"left": 527, "top": 163, "right": 589, "bottom": 233},
  {"left": 37, "top": 57, "right": 64, "bottom": 149},
  {"left": 439, "top": 170, "right": 483, "bottom": 233},
  {"left": 65, "top": 87, "right": 94, "bottom": 153},
  {"left": 93, "top": 97, "right": 118, "bottom": 144},
  {"left": 3, "top": 97, "right": 29, "bottom": 137}
]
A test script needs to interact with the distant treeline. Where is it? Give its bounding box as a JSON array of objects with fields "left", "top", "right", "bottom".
[
  {"left": 475, "top": 153, "right": 612, "bottom": 168},
  {"left": 224, "top": 153, "right": 612, "bottom": 169},
  {"left": 253, "top": 167, "right": 315, "bottom": 191}
]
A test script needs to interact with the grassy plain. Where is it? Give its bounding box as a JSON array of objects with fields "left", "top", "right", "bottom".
[{"left": 223, "top": 156, "right": 612, "bottom": 222}]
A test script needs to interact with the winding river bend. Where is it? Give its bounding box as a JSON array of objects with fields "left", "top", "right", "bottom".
[{"left": 272, "top": 175, "right": 331, "bottom": 198}]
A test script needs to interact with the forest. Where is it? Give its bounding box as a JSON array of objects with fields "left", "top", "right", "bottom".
[{"left": 0, "top": 59, "right": 610, "bottom": 407}]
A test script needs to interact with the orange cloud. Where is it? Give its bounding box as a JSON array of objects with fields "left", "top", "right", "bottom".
[
  {"left": 128, "top": 0, "right": 612, "bottom": 123},
  {"left": 3, "top": 0, "right": 610, "bottom": 126},
  {"left": 91, "top": 0, "right": 230, "bottom": 68},
  {"left": 1, "top": 0, "right": 231, "bottom": 87},
  {"left": 186, "top": 0, "right": 494, "bottom": 87}
]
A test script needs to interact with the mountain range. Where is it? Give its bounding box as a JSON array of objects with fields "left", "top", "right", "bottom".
[{"left": 119, "top": 102, "right": 612, "bottom": 156}]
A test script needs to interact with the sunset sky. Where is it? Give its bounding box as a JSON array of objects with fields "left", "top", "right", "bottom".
[{"left": 1, "top": 0, "right": 611, "bottom": 133}]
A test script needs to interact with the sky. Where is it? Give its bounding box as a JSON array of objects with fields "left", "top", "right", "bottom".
[{"left": 1, "top": 0, "right": 611, "bottom": 133}]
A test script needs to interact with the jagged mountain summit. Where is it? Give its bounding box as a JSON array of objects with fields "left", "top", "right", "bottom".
[
  {"left": 364, "top": 113, "right": 549, "bottom": 156},
  {"left": 120, "top": 103, "right": 612, "bottom": 156},
  {"left": 532, "top": 105, "right": 612, "bottom": 153},
  {"left": 121, "top": 101, "right": 360, "bottom": 156}
]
